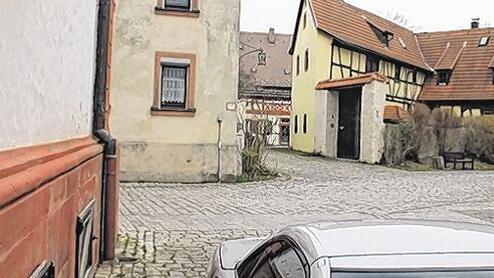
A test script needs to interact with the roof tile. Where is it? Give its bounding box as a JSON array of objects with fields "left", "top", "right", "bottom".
[
  {"left": 316, "top": 72, "right": 386, "bottom": 90},
  {"left": 418, "top": 28, "right": 494, "bottom": 101},
  {"left": 310, "top": 0, "right": 430, "bottom": 70}
]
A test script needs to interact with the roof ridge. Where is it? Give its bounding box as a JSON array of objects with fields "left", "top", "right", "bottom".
[
  {"left": 434, "top": 42, "right": 451, "bottom": 69},
  {"left": 240, "top": 31, "right": 293, "bottom": 37},
  {"left": 489, "top": 55, "right": 494, "bottom": 68},
  {"left": 434, "top": 41, "right": 468, "bottom": 70},
  {"left": 417, "top": 27, "right": 494, "bottom": 35},
  {"left": 414, "top": 34, "right": 434, "bottom": 71}
]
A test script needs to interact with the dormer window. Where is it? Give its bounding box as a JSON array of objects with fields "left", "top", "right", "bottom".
[
  {"left": 369, "top": 25, "right": 393, "bottom": 47},
  {"left": 479, "top": 36, "right": 490, "bottom": 47},
  {"left": 437, "top": 70, "right": 451, "bottom": 86}
]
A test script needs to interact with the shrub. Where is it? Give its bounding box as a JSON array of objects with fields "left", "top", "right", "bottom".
[
  {"left": 383, "top": 104, "right": 467, "bottom": 166},
  {"left": 464, "top": 116, "right": 494, "bottom": 164}
]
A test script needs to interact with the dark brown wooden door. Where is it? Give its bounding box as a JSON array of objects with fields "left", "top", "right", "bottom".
[{"left": 337, "top": 88, "right": 361, "bottom": 160}]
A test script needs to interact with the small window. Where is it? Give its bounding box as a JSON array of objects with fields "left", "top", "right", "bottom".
[
  {"left": 395, "top": 65, "right": 401, "bottom": 80},
  {"left": 304, "top": 49, "right": 309, "bottom": 72},
  {"left": 412, "top": 71, "right": 418, "bottom": 83},
  {"left": 366, "top": 55, "right": 380, "bottom": 73},
  {"left": 30, "top": 261, "right": 55, "bottom": 278},
  {"left": 161, "top": 64, "right": 188, "bottom": 109},
  {"left": 76, "top": 200, "right": 96, "bottom": 278},
  {"left": 303, "top": 12, "right": 307, "bottom": 29},
  {"left": 296, "top": 55, "right": 300, "bottom": 76},
  {"left": 437, "top": 70, "right": 451, "bottom": 86},
  {"left": 479, "top": 36, "right": 490, "bottom": 47},
  {"left": 370, "top": 25, "right": 391, "bottom": 47},
  {"left": 294, "top": 115, "right": 299, "bottom": 134},
  {"left": 303, "top": 114, "right": 307, "bottom": 134},
  {"left": 165, "top": 0, "right": 190, "bottom": 11}
]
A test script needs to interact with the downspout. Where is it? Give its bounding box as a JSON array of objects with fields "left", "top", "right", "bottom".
[
  {"left": 93, "top": 0, "right": 119, "bottom": 261},
  {"left": 216, "top": 115, "right": 223, "bottom": 182}
]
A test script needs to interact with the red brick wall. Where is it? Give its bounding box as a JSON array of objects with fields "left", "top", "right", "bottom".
[{"left": 0, "top": 138, "right": 104, "bottom": 277}]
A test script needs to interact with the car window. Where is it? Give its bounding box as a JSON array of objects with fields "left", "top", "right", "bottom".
[
  {"left": 238, "top": 240, "right": 306, "bottom": 278},
  {"left": 270, "top": 248, "right": 305, "bottom": 278}
]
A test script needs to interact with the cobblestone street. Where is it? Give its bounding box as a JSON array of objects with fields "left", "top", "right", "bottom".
[{"left": 97, "top": 149, "right": 494, "bottom": 277}]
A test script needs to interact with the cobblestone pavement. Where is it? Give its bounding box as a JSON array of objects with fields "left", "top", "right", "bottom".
[{"left": 96, "top": 149, "right": 494, "bottom": 277}]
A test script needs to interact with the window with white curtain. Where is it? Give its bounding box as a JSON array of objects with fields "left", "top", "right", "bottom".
[{"left": 161, "top": 65, "right": 188, "bottom": 109}]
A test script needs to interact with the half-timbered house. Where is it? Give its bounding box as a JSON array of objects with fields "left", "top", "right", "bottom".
[
  {"left": 289, "top": 0, "right": 494, "bottom": 162},
  {"left": 239, "top": 29, "right": 292, "bottom": 146}
]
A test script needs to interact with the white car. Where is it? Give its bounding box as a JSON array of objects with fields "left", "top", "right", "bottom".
[{"left": 207, "top": 220, "right": 494, "bottom": 278}]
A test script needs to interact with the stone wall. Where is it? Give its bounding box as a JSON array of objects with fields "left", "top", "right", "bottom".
[
  {"left": 0, "top": 138, "right": 104, "bottom": 277},
  {"left": 360, "top": 81, "right": 386, "bottom": 164}
]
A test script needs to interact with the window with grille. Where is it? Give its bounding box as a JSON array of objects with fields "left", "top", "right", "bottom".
[
  {"left": 161, "top": 65, "right": 188, "bottom": 109},
  {"left": 165, "top": 0, "right": 190, "bottom": 10}
]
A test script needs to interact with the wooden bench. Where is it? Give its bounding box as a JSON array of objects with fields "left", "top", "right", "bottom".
[{"left": 443, "top": 152, "right": 475, "bottom": 170}]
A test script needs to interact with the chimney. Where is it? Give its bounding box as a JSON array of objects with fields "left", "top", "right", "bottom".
[
  {"left": 471, "top": 18, "right": 480, "bottom": 29},
  {"left": 268, "top": 28, "right": 276, "bottom": 44}
]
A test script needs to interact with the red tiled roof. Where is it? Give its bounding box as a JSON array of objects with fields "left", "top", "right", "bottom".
[
  {"left": 489, "top": 55, "right": 494, "bottom": 68},
  {"left": 239, "top": 31, "right": 292, "bottom": 100},
  {"left": 434, "top": 41, "right": 466, "bottom": 70},
  {"left": 384, "top": 105, "right": 411, "bottom": 123},
  {"left": 418, "top": 28, "right": 494, "bottom": 101},
  {"left": 290, "top": 0, "right": 431, "bottom": 71},
  {"left": 316, "top": 72, "right": 386, "bottom": 90}
]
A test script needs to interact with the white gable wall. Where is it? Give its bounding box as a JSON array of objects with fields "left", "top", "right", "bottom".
[{"left": 0, "top": 0, "right": 99, "bottom": 151}]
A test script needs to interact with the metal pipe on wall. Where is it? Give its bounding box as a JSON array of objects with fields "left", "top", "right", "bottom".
[
  {"left": 93, "top": 0, "right": 119, "bottom": 262},
  {"left": 217, "top": 115, "right": 223, "bottom": 182}
]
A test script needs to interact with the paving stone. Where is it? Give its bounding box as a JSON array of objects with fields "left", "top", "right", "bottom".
[{"left": 97, "top": 149, "right": 494, "bottom": 277}]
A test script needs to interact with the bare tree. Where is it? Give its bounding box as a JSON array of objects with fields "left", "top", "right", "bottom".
[
  {"left": 236, "top": 99, "right": 279, "bottom": 180},
  {"left": 386, "top": 12, "right": 423, "bottom": 32}
]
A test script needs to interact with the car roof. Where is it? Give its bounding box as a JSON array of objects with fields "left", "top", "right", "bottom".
[{"left": 279, "top": 220, "right": 494, "bottom": 267}]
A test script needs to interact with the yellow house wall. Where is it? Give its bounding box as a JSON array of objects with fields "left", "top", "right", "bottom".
[
  {"left": 291, "top": 0, "right": 332, "bottom": 152},
  {"left": 110, "top": 0, "right": 241, "bottom": 182}
]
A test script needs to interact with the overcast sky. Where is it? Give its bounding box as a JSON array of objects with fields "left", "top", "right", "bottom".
[{"left": 240, "top": 0, "right": 494, "bottom": 34}]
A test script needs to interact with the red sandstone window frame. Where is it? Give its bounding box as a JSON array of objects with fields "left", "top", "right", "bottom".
[
  {"left": 155, "top": 0, "right": 200, "bottom": 18},
  {"left": 152, "top": 52, "right": 197, "bottom": 117}
]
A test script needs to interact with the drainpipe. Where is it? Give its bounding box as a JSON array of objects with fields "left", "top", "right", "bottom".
[
  {"left": 217, "top": 115, "right": 223, "bottom": 182},
  {"left": 93, "top": 0, "right": 119, "bottom": 261}
]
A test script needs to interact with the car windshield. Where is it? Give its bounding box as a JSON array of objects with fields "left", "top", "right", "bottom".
[{"left": 332, "top": 270, "right": 494, "bottom": 278}]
